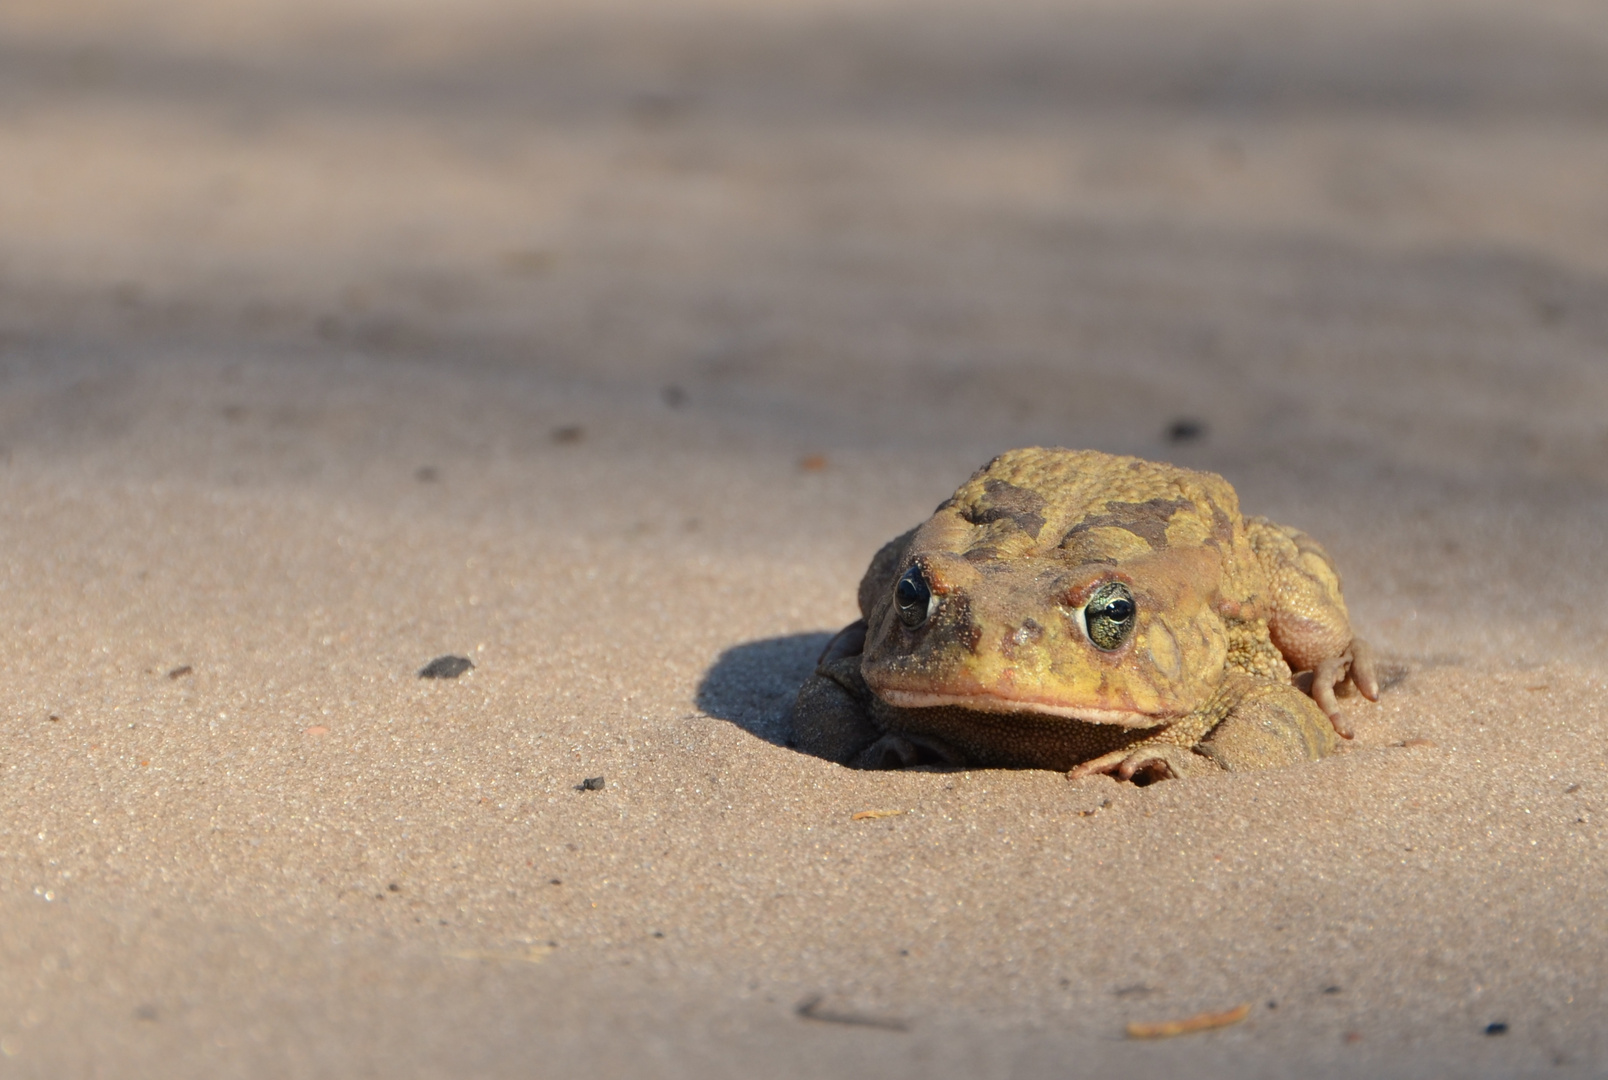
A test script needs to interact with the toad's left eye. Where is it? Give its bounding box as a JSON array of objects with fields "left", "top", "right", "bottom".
[
  {"left": 1082, "top": 581, "right": 1136, "bottom": 651},
  {"left": 894, "top": 565, "right": 937, "bottom": 629}
]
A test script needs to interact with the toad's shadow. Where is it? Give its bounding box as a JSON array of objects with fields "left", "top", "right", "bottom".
[{"left": 696, "top": 632, "right": 834, "bottom": 753}]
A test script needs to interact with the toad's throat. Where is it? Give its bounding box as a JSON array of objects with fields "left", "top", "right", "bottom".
[{"left": 873, "top": 688, "right": 1162, "bottom": 729}]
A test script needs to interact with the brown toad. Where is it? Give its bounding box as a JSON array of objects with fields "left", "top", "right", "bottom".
[{"left": 791, "top": 448, "right": 1378, "bottom": 781}]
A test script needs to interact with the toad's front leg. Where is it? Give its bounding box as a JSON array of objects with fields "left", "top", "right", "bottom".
[
  {"left": 789, "top": 620, "right": 883, "bottom": 764},
  {"left": 1068, "top": 674, "right": 1339, "bottom": 782}
]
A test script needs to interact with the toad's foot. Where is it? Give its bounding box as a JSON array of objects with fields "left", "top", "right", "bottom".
[
  {"left": 1068, "top": 744, "right": 1216, "bottom": 784},
  {"left": 1310, "top": 638, "right": 1380, "bottom": 739}
]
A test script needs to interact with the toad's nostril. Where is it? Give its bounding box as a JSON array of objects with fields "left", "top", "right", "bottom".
[{"left": 1012, "top": 619, "right": 1044, "bottom": 647}]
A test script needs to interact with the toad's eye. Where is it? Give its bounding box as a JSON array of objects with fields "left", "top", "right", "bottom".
[
  {"left": 1083, "top": 581, "right": 1136, "bottom": 651},
  {"left": 894, "top": 565, "right": 936, "bottom": 629}
]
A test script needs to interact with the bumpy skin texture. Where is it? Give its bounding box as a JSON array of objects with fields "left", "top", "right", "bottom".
[{"left": 791, "top": 448, "right": 1378, "bottom": 782}]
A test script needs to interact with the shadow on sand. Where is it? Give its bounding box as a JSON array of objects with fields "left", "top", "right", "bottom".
[{"left": 696, "top": 631, "right": 834, "bottom": 752}]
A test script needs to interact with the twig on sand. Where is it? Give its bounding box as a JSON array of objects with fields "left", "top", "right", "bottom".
[
  {"left": 796, "top": 995, "right": 910, "bottom": 1032},
  {"left": 1126, "top": 1002, "right": 1251, "bottom": 1039}
]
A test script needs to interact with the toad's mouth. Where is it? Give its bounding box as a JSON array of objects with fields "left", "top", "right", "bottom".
[{"left": 873, "top": 688, "right": 1162, "bottom": 729}]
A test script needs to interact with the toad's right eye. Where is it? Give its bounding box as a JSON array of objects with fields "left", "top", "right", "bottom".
[
  {"left": 1082, "top": 581, "right": 1136, "bottom": 651},
  {"left": 894, "top": 566, "right": 936, "bottom": 628}
]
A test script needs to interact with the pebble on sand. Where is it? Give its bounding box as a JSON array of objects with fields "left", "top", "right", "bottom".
[{"left": 419, "top": 655, "right": 475, "bottom": 679}]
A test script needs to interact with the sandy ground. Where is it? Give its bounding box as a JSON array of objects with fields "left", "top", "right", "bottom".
[{"left": 3, "top": 0, "right": 1608, "bottom": 1075}]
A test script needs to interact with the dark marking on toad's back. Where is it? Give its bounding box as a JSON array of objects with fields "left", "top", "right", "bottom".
[
  {"left": 962, "top": 478, "right": 1048, "bottom": 538},
  {"left": 1063, "top": 496, "right": 1193, "bottom": 549}
]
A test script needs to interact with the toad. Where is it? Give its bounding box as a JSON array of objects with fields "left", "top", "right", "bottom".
[{"left": 791, "top": 448, "right": 1378, "bottom": 781}]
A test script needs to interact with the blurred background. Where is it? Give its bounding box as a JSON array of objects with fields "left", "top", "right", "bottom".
[{"left": 5, "top": 0, "right": 1608, "bottom": 476}]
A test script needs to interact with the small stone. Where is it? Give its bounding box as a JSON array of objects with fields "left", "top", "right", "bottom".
[
  {"left": 1165, "top": 417, "right": 1207, "bottom": 443},
  {"left": 419, "top": 655, "right": 474, "bottom": 679},
  {"left": 1113, "top": 984, "right": 1158, "bottom": 998},
  {"left": 167, "top": 665, "right": 193, "bottom": 680},
  {"left": 580, "top": 776, "right": 605, "bottom": 791},
  {"left": 1486, "top": 1022, "right": 1509, "bottom": 1036}
]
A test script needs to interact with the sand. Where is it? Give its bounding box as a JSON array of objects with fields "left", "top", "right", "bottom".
[{"left": 2, "top": 0, "right": 1608, "bottom": 1075}]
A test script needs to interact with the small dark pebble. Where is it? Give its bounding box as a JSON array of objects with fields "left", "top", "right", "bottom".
[
  {"left": 579, "top": 776, "right": 605, "bottom": 791},
  {"left": 48, "top": 715, "right": 60, "bottom": 722},
  {"left": 1113, "top": 984, "right": 1157, "bottom": 998},
  {"left": 168, "top": 665, "right": 193, "bottom": 680},
  {"left": 1268, "top": 1000, "right": 1278, "bottom": 1010},
  {"left": 387, "top": 882, "right": 401, "bottom": 893},
  {"left": 415, "top": 466, "right": 439, "bottom": 482},
  {"left": 549, "top": 878, "right": 562, "bottom": 886},
  {"left": 661, "top": 384, "right": 687, "bottom": 407},
  {"left": 1486, "top": 1022, "right": 1509, "bottom": 1036},
  {"left": 653, "top": 931, "right": 665, "bottom": 939},
  {"left": 1165, "top": 417, "right": 1207, "bottom": 443},
  {"left": 1565, "top": 783, "right": 1581, "bottom": 794},
  {"left": 1323, "top": 985, "right": 1342, "bottom": 995},
  {"left": 419, "top": 655, "right": 474, "bottom": 679},
  {"left": 551, "top": 425, "right": 585, "bottom": 444}
]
